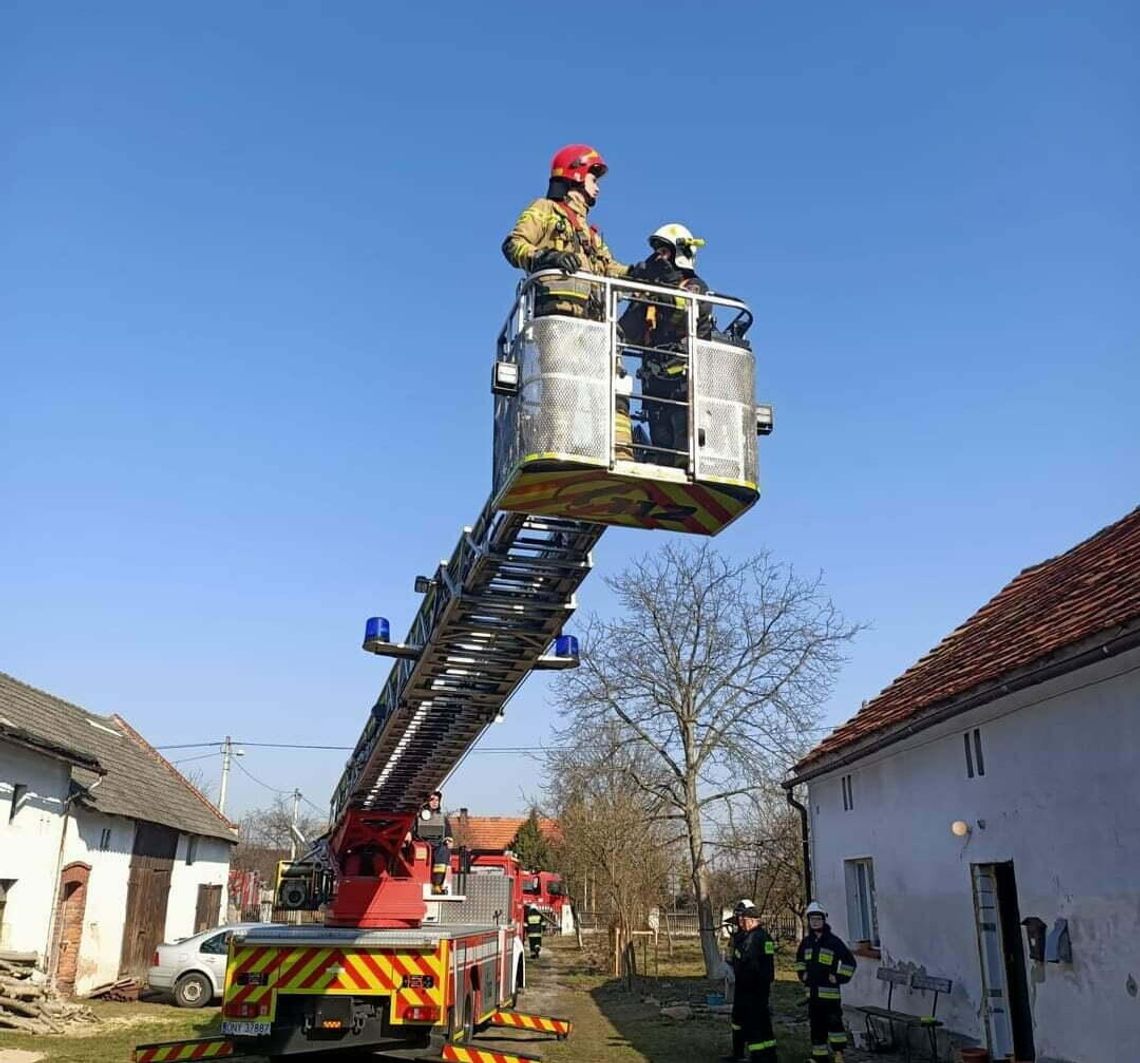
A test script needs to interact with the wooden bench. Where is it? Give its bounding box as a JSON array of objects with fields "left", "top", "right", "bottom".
[{"left": 852, "top": 967, "right": 953, "bottom": 1062}]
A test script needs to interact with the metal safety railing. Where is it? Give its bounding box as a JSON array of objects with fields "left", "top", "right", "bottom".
[{"left": 493, "top": 270, "right": 756, "bottom": 491}]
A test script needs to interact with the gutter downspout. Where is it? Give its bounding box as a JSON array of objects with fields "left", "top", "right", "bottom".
[{"left": 785, "top": 785, "right": 812, "bottom": 908}]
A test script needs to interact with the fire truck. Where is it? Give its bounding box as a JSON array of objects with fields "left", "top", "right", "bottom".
[{"left": 133, "top": 270, "right": 768, "bottom": 1062}]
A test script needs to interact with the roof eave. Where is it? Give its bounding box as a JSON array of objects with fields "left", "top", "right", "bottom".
[
  {"left": 0, "top": 725, "right": 105, "bottom": 774},
  {"left": 785, "top": 619, "right": 1140, "bottom": 789}
]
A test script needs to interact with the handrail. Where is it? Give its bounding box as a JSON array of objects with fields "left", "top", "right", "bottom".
[{"left": 496, "top": 269, "right": 753, "bottom": 350}]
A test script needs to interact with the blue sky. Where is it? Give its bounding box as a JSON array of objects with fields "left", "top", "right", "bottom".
[{"left": 2, "top": 2, "right": 1137, "bottom": 820}]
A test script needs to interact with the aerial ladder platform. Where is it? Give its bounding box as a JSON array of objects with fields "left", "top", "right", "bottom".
[{"left": 134, "top": 271, "right": 769, "bottom": 1061}]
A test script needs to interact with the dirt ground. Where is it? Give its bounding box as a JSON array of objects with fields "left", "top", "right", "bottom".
[
  {"left": 472, "top": 936, "right": 906, "bottom": 1063},
  {"left": 0, "top": 938, "right": 909, "bottom": 1062}
]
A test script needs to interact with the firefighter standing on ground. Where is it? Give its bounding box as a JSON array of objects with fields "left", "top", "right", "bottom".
[
  {"left": 723, "top": 898, "right": 755, "bottom": 1061},
  {"left": 502, "top": 144, "right": 633, "bottom": 459},
  {"left": 795, "top": 901, "right": 856, "bottom": 1062},
  {"left": 524, "top": 904, "right": 544, "bottom": 958},
  {"left": 619, "top": 223, "right": 713, "bottom": 467},
  {"left": 730, "top": 905, "right": 777, "bottom": 1063}
]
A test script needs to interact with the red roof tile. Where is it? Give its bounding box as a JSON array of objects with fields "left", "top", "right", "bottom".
[
  {"left": 451, "top": 815, "right": 560, "bottom": 853},
  {"left": 795, "top": 506, "right": 1140, "bottom": 774}
]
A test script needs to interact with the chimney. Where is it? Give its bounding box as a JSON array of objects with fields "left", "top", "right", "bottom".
[{"left": 459, "top": 807, "right": 469, "bottom": 824}]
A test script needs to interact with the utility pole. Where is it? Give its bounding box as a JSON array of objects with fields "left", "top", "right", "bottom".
[
  {"left": 290, "top": 789, "right": 302, "bottom": 860},
  {"left": 217, "top": 739, "right": 235, "bottom": 812}
]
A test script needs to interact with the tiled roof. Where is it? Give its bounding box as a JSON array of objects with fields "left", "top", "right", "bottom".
[
  {"left": 795, "top": 506, "right": 1140, "bottom": 775},
  {"left": 452, "top": 815, "right": 560, "bottom": 853},
  {"left": 0, "top": 671, "right": 238, "bottom": 842}
]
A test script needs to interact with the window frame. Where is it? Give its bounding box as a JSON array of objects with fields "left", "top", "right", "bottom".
[
  {"left": 963, "top": 727, "right": 985, "bottom": 778},
  {"left": 844, "top": 857, "right": 880, "bottom": 946}
]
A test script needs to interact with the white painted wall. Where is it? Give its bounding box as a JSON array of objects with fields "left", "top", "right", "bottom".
[
  {"left": 64, "top": 810, "right": 136, "bottom": 994},
  {"left": 806, "top": 646, "right": 1140, "bottom": 1063},
  {"left": 164, "top": 834, "right": 232, "bottom": 942},
  {"left": 0, "top": 743, "right": 69, "bottom": 956}
]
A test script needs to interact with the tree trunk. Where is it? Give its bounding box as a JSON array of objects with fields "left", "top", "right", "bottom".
[{"left": 684, "top": 796, "right": 723, "bottom": 977}]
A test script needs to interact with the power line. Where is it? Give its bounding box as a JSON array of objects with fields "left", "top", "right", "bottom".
[
  {"left": 234, "top": 758, "right": 292, "bottom": 796},
  {"left": 171, "top": 751, "right": 221, "bottom": 766}
]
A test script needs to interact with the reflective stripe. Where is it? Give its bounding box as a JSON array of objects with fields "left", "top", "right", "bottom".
[
  {"left": 837, "top": 963, "right": 856, "bottom": 976},
  {"left": 811, "top": 1049, "right": 829, "bottom": 1058},
  {"left": 828, "top": 1032, "right": 849, "bottom": 1043},
  {"left": 730, "top": 1023, "right": 741, "bottom": 1031},
  {"left": 747, "top": 1040, "right": 776, "bottom": 1050},
  {"left": 817, "top": 987, "right": 841, "bottom": 999},
  {"left": 432, "top": 864, "right": 447, "bottom": 873},
  {"left": 764, "top": 941, "right": 775, "bottom": 955},
  {"left": 793, "top": 962, "right": 806, "bottom": 971},
  {"left": 920, "top": 1016, "right": 940, "bottom": 1025},
  {"left": 817, "top": 948, "right": 834, "bottom": 964}
]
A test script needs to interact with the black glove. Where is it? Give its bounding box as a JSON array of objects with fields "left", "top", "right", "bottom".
[{"left": 533, "top": 249, "right": 580, "bottom": 275}]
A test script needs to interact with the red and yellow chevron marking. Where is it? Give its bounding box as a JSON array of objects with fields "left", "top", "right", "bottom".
[
  {"left": 132, "top": 1037, "right": 235, "bottom": 1062},
  {"left": 496, "top": 466, "right": 754, "bottom": 536},
  {"left": 223, "top": 943, "right": 446, "bottom": 1024},
  {"left": 488, "top": 1009, "right": 572, "bottom": 1037},
  {"left": 440, "top": 1045, "right": 542, "bottom": 1063}
]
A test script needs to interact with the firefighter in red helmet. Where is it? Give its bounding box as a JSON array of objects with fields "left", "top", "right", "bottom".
[{"left": 502, "top": 145, "right": 633, "bottom": 457}]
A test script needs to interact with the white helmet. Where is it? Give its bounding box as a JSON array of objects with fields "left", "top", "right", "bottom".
[
  {"left": 733, "top": 898, "right": 755, "bottom": 914},
  {"left": 649, "top": 222, "right": 706, "bottom": 270},
  {"left": 806, "top": 901, "right": 828, "bottom": 918}
]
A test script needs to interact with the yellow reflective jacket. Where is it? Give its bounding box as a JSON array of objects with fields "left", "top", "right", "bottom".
[{"left": 502, "top": 191, "right": 628, "bottom": 314}]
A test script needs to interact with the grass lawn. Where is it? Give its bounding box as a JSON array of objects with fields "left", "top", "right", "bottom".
[
  {"left": 497, "top": 935, "right": 814, "bottom": 1063},
  {"left": 0, "top": 1000, "right": 242, "bottom": 1063}
]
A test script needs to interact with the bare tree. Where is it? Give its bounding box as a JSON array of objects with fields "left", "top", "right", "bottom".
[
  {"left": 543, "top": 720, "right": 673, "bottom": 939},
  {"left": 710, "top": 789, "right": 807, "bottom": 934},
  {"left": 180, "top": 765, "right": 215, "bottom": 804},
  {"left": 553, "top": 544, "right": 858, "bottom": 976}
]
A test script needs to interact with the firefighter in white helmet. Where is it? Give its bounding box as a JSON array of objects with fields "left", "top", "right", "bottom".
[
  {"left": 795, "top": 902, "right": 857, "bottom": 1061},
  {"left": 723, "top": 899, "right": 757, "bottom": 1060},
  {"left": 619, "top": 223, "right": 714, "bottom": 467}
]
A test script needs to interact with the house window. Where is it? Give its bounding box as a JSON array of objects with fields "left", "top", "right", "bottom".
[
  {"left": 98, "top": 828, "right": 112, "bottom": 851},
  {"left": 844, "top": 858, "right": 880, "bottom": 946},
  {"left": 186, "top": 836, "right": 199, "bottom": 866},
  {"left": 963, "top": 728, "right": 986, "bottom": 778},
  {"left": 8, "top": 785, "right": 26, "bottom": 824},
  {"left": 841, "top": 774, "right": 854, "bottom": 811}
]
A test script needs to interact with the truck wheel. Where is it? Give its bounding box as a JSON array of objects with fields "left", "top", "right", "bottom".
[{"left": 173, "top": 971, "right": 212, "bottom": 1008}]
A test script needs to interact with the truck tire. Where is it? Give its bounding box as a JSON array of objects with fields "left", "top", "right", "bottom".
[{"left": 173, "top": 971, "right": 212, "bottom": 1008}]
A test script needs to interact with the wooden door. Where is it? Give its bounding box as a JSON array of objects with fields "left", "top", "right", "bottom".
[
  {"left": 119, "top": 822, "right": 178, "bottom": 978},
  {"left": 194, "top": 883, "right": 222, "bottom": 933}
]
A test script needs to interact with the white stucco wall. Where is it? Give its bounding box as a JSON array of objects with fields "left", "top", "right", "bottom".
[
  {"left": 64, "top": 811, "right": 136, "bottom": 993},
  {"left": 164, "top": 834, "right": 232, "bottom": 942},
  {"left": 806, "top": 646, "right": 1140, "bottom": 1063},
  {"left": 0, "top": 743, "right": 69, "bottom": 956}
]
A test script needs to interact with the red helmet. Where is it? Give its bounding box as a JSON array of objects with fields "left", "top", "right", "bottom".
[{"left": 550, "top": 144, "right": 608, "bottom": 184}]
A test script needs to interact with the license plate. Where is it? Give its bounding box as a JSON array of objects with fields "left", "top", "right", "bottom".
[{"left": 222, "top": 1020, "right": 271, "bottom": 1036}]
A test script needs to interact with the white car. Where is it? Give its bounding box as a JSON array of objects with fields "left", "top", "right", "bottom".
[{"left": 148, "top": 923, "right": 279, "bottom": 1008}]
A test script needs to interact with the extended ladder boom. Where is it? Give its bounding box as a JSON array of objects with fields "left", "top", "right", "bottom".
[{"left": 331, "top": 498, "right": 602, "bottom": 829}]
